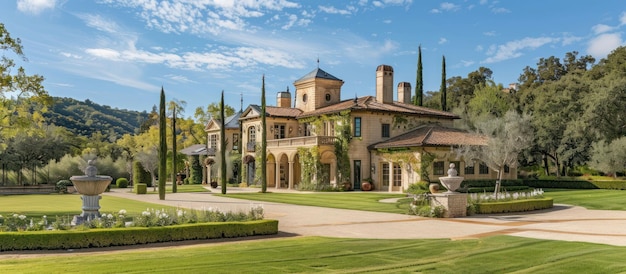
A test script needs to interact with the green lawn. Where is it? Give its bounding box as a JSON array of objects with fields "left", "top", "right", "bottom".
[
  {"left": 2, "top": 236, "right": 625, "bottom": 273},
  {"left": 220, "top": 192, "right": 409, "bottom": 214},
  {"left": 544, "top": 189, "right": 626, "bottom": 210},
  {"left": 0, "top": 194, "right": 176, "bottom": 220},
  {"left": 126, "top": 183, "right": 210, "bottom": 194}
]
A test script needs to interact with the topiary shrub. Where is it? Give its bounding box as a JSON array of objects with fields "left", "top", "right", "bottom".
[
  {"left": 116, "top": 178, "right": 129, "bottom": 188},
  {"left": 135, "top": 183, "right": 147, "bottom": 194}
]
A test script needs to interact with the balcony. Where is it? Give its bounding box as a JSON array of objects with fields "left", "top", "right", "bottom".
[
  {"left": 246, "top": 142, "right": 256, "bottom": 152},
  {"left": 267, "top": 136, "right": 338, "bottom": 148}
]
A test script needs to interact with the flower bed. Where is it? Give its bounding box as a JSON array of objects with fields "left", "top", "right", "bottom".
[{"left": 0, "top": 205, "right": 277, "bottom": 251}]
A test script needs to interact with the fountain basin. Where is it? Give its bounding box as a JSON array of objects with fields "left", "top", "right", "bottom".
[
  {"left": 70, "top": 175, "right": 112, "bottom": 195},
  {"left": 438, "top": 176, "right": 464, "bottom": 193}
]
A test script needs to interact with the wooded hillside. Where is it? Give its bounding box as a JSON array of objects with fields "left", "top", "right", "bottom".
[{"left": 43, "top": 97, "right": 151, "bottom": 137}]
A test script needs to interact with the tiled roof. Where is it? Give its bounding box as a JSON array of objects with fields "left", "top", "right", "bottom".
[
  {"left": 180, "top": 144, "right": 208, "bottom": 155},
  {"left": 294, "top": 67, "right": 343, "bottom": 83},
  {"left": 224, "top": 111, "right": 242, "bottom": 128},
  {"left": 369, "top": 124, "right": 487, "bottom": 149},
  {"left": 297, "top": 96, "right": 459, "bottom": 119},
  {"left": 242, "top": 105, "right": 302, "bottom": 119}
]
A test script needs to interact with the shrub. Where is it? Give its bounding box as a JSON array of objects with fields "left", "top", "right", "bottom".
[
  {"left": 132, "top": 161, "right": 152, "bottom": 187},
  {"left": 406, "top": 182, "right": 429, "bottom": 195},
  {"left": 116, "top": 178, "right": 129, "bottom": 188},
  {"left": 475, "top": 198, "right": 553, "bottom": 214},
  {"left": 55, "top": 180, "right": 73, "bottom": 193},
  {"left": 135, "top": 183, "right": 147, "bottom": 194}
]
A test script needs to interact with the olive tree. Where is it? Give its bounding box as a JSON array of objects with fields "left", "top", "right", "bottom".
[{"left": 457, "top": 111, "right": 534, "bottom": 197}]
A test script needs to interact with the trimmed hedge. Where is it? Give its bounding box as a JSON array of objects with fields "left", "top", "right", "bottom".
[
  {"left": 135, "top": 183, "right": 147, "bottom": 194},
  {"left": 0, "top": 220, "right": 278, "bottom": 251},
  {"left": 475, "top": 198, "right": 553, "bottom": 214},
  {"left": 116, "top": 178, "right": 129, "bottom": 188},
  {"left": 522, "top": 179, "right": 626, "bottom": 189}
]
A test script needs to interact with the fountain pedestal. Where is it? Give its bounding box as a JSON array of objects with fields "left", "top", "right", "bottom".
[
  {"left": 431, "top": 163, "right": 467, "bottom": 218},
  {"left": 70, "top": 160, "right": 112, "bottom": 225}
]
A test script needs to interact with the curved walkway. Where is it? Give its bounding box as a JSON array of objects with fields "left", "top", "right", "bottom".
[{"left": 103, "top": 187, "right": 626, "bottom": 247}]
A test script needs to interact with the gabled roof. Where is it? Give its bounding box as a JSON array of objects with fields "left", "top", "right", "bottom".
[
  {"left": 369, "top": 124, "right": 487, "bottom": 150},
  {"left": 297, "top": 96, "right": 459, "bottom": 119},
  {"left": 205, "top": 110, "right": 243, "bottom": 131},
  {"left": 240, "top": 105, "right": 303, "bottom": 120},
  {"left": 294, "top": 67, "right": 343, "bottom": 83}
]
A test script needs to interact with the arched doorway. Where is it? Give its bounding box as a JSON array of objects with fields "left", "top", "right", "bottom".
[
  {"left": 278, "top": 154, "right": 289, "bottom": 188},
  {"left": 243, "top": 155, "right": 255, "bottom": 185}
]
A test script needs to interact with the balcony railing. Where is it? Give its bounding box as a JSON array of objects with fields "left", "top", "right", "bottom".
[
  {"left": 246, "top": 142, "right": 256, "bottom": 152},
  {"left": 206, "top": 147, "right": 216, "bottom": 156},
  {"left": 266, "top": 136, "right": 338, "bottom": 148}
]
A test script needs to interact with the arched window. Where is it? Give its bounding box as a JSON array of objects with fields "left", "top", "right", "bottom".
[{"left": 248, "top": 126, "right": 256, "bottom": 143}]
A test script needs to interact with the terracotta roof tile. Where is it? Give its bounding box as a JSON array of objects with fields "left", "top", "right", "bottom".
[
  {"left": 369, "top": 124, "right": 487, "bottom": 149},
  {"left": 297, "top": 96, "right": 459, "bottom": 119}
]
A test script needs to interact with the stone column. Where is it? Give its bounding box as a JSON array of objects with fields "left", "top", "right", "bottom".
[
  {"left": 275, "top": 162, "right": 281, "bottom": 189},
  {"left": 388, "top": 161, "right": 393, "bottom": 193},
  {"left": 288, "top": 161, "right": 294, "bottom": 189}
]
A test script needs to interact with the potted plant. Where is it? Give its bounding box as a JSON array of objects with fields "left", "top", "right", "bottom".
[{"left": 361, "top": 177, "right": 374, "bottom": 191}]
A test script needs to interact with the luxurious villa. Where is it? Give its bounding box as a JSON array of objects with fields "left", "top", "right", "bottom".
[{"left": 204, "top": 64, "right": 514, "bottom": 192}]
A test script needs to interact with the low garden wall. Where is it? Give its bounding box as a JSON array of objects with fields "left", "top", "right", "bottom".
[
  {"left": 0, "top": 185, "right": 56, "bottom": 194},
  {"left": 0, "top": 219, "right": 279, "bottom": 251}
]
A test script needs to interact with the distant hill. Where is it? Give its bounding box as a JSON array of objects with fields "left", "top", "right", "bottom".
[{"left": 43, "top": 97, "right": 151, "bottom": 137}]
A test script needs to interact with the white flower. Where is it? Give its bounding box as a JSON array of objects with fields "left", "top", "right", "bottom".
[
  {"left": 118, "top": 209, "right": 127, "bottom": 215},
  {"left": 142, "top": 211, "right": 151, "bottom": 217},
  {"left": 107, "top": 214, "right": 113, "bottom": 219},
  {"left": 19, "top": 215, "right": 26, "bottom": 220}
]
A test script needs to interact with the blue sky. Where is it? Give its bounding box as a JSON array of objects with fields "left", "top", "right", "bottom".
[{"left": 1, "top": 0, "right": 625, "bottom": 117}]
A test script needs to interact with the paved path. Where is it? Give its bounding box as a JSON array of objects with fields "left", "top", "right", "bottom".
[{"left": 104, "top": 187, "right": 626, "bottom": 247}]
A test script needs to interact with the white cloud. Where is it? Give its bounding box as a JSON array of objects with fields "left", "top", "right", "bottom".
[
  {"left": 482, "top": 37, "right": 557, "bottom": 63},
  {"left": 491, "top": 7, "right": 510, "bottom": 14},
  {"left": 620, "top": 12, "right": 626, "bottom": 26},
  {"left": 319, "top": 5, "right": 352, "bottom": 15},
  {"left": 592, "top": 24, "right": 615, "bottom": 35},
  {"left": 587, "top": 33, "right": 623, "bottom": 58},
  {"left": 438, "top": 37, "right": 448, "bottom": 45},
  {"left": 100, "top": 0, "right": 302, "bottom": 35},
  {"left": 440, "top": 2, "right": 461, "bottom": 12},
  {"left": 17, "top": 0, "right": 56, "bottom": 15},
  {"left": 78, "top": 13, "right": 120, "bottom": 34}
]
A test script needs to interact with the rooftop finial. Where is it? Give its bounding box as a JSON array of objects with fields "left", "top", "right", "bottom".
[
  {"left": 317, "top": 56, "right": 320, "bottom": 68},
  {"left": 240, "top": 92, "right": 243, "bottom": 112}
]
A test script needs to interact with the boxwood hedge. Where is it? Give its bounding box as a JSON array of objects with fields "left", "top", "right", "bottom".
[{"left": 0, "top": 220, "right": 278, "bottom": 251}]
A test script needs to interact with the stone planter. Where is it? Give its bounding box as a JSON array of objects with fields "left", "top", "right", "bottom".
[
  {"left": 361, "top": 181, "right": 373, "bottom": 191},
  {"left": 429, "top": 183, "right": 439, "bottom": 194}
]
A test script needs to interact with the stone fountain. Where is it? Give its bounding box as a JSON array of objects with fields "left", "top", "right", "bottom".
[
  {"left": 431, "top": 163, "right": 467, "bottom": 217},
  {"left": 70, "top": 160, "right": 112, "bottom": 225},
  {"left": 439, "top": 163, "right": 464, "bottom": 193}
]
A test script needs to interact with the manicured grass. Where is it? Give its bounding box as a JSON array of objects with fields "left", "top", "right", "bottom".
[
  {"left": 545, "top": 189, "right": 626, "bottom": 210},
  {"left": 2, "top": 236, "right": 626, "bottom": 273},
  {"left": 0, "top": 194, "right": 177, "bottom": 220},
  {"left": 220, "top": 192, "right": 409, "bottom": 214},
  {"left": 133, "top": 184, "right": 210, "bottom": 194}
]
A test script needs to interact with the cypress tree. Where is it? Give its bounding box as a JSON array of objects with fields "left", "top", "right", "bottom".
[
  {"left": 414, "top": 45, "right": 423, "bottom": 106},
  {"left": 171, "top": 105, "right": 177, "bottom": 193},
  {"left": 261, "top": 75, "right": 267, "bottom": 193},
  {"left": 440, "top": 55, "right": 447, "bottom": 111},
  {"left": 158, "top": 87, "right": 166, "bottom": 200},
  {"left": 220, "top": 90, "right": 227, "bottom": 194}
]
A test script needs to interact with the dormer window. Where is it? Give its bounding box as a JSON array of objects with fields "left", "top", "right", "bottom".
[
  {"left": 325, "top": 93, "right": 331, "bottom": 101},
  {"left": 302, "top": 93, "right": 308, "bottom": 103}
]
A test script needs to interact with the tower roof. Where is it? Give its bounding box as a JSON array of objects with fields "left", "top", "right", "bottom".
[{"left": 294, "top": 67, "right": 343, "bottom": 84}]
